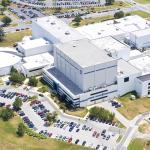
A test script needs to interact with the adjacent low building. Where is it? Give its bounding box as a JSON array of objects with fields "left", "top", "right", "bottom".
[
  {"left": 129, "top": 28, "right": 150, "bottom": 49},
  {"left": 18, "top": 37, "right": 52, "bottom": 56},
  {"left": 0, "top": 48, "right": 21, "bottom": 76},
  {"left": 20, "top": 52, "right": 54, "bottom": 77}
]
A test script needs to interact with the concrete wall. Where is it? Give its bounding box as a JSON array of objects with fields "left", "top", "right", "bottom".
[
  {"left": 117, "top": 72, "right": 141, "bottom": 96},
  {"left": 55, "top": 46, "right": 117, "bottom": 92},
  {"left": 18, "top": 43, "right": 52, "bottom": 57},
  {"left": 130, "top": 33, "right": 150, "bottom": 49},
  {"left": 135, "top": 78, "right": 150, "bottom": 97},
  {"left": 32, "top": 21, "right": 60, "bottom": 44}
]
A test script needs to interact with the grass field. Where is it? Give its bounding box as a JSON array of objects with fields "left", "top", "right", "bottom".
[
  {"left": 70, "top": 15, "right": 114, "bottom": 27},
  {"left": 134, "top": 0, "right": 150, "bottom": 4},
  {"left": 0, "top": 115, "right": 92, "bottom": 150},
  {"left": 138, "top": 121, "right": 150, "bottom": 134},
  {"left": 0, "top": 30, "right": 32, "bottom": 47},
  {"left": 130, "top": 10, "right": 150, "bottom": 20},
  {"left": 70, "top": 10, "right": 150, "bottom": 27},
  {"left": 128, "top": 139, "right": 150, "bottom": 150},
  {"left": 65, "top": 108, "right": 88, "bottom": 118},
  {"left": 117, "top": 92, "right": 150, "bottom": 120}
]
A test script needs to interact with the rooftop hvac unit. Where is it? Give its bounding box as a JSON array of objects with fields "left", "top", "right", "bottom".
[
  {"left": 65, "top": 31, "right": 70, "bottom": 35},
  {"left": 51, "top": 22, "right": 56, "bottom": 25},
  {"left": 107, "top": 52, "right": 112, "bottom": 57}
]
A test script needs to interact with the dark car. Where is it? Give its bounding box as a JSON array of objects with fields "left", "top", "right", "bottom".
[
  {"left": 82, "top": 141, "right": 86, "bottom": 146},
  {"left": 75, "top": 139, "right": 79, "bottom": 144}
]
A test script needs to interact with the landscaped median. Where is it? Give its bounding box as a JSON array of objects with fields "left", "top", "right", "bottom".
[{"left": 117, "top": 92, "right": 150, "bottom": 120}]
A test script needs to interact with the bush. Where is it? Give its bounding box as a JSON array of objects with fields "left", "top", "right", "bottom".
[
  {"left": 16, "top": 123, "right": 25, "bottom": 137},
  {"left": 9, "top": 72, "right": 25, "bottom": 84},
  {"left": 89, "top": 106, "right": 115, "bottom": 121},
  {"left": 13, "top": 97, "right": 23, "bottom": 111},
  {"left": 2, "top": 16, "right": 12, "bottom": 26},
  {"left": 114, "top": 11, "right": 124, "bottom": 19},
  {"left": 24, "top": 124, "right": 46, "bottom": 139},
  {"left": 29, "top": 77, "right": 38, "bottom": 87},
  {"left": 38, "top": 86, "right": 48, "bottom": 93},
  {"left": 0, "top": 108, "right": 14, "bottom": 121}
]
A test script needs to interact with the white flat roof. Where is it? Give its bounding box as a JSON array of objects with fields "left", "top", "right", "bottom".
[
  {"left": 129, "top": 55, "right": 150, "bottom": 75},
  {"left": 117, "top": 59, "right": 140, "bottom": 77},
  {"left": 131, "top": 28, "right": 150, "bottom": 37},
  {"left": 129, "top": 50, "right": 142, "bottom": 58},
  {"left": 76, "top": 20, "right": 124, "bottom": 39},
  {"left": 0, "top": 47, "right": 18, "bottom": 53},
  {"left": 76, "top": 15, "right": 150, "bottom": 40},
  {"left": 56, "top": 38, "right": 115, "bottom": 68},
  {"left": 23, "top": 52, "right": 54, "bottom": 70},
  {"left": 91, "top": 36, "right": 129, "bottom": 52},
  {"left": 33, "top": 16, "right": 84, "bottom": 43},
  {"left": 115, "top": 15, "right": 150, "bottom": 32},
  {"left": 0, "top": 52, "right": 21, "bottom": 68},
  {"left": 18, "top": 38, "right": 49, "bottom": 50}
]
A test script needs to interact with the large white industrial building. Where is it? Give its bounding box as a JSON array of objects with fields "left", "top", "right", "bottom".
[{"left": 1, "top": 15, "right": 150, "bottom": 107}]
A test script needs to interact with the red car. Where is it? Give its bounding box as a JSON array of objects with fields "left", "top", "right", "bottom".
[
  {"left": 68, "top": 137, "right": 72, "bottom": 143},
  {"left": 92, "top": 131, "right": 97, "bottom": 137},
  {"left": 96, "top": 133, "right": 100, "bottom": 138}
]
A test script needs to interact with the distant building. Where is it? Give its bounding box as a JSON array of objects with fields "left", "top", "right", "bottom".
[{"left": 52, "top": 0, "right": 106, "bottom": 8}]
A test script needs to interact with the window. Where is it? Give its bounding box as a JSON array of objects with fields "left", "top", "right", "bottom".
[{"left": 124, "top": 77, "right": 129, "bottom": 82}]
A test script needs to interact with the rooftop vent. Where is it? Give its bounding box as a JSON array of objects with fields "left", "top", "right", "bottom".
[
  {"left": 73, "top": 45, "right": 76, "bottom": 47},
  {"left": 51, "top": 22, "right": 56, "bottom": 25},
  {"left": 46, "top": 19, "right": 50, "bottom": 22},
  {"left": 98, "top": 32, "right": 101, "bottom": 35},
  {"left": 65, "top": 31, "right": 70, "bottom": 35}
]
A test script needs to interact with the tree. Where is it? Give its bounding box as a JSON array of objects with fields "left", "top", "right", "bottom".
[
  {"left": 46, "top": 111, "right": 57, "bottom": 125},
  {"left": 89, "top": 106, "right": 115, "bottom": 122},
  {"left": 73, "top": 15, "right": 82, "bottom": 26},
  {"left": 54, "top": 7, "right": 61, "bottom": 13},
  {"left": 9, "top": 72, "right": 25, "bottom": 84},
  {"left": 16, "top": 123, "right": 25, "bottom": 137},
  {"left": 1, "top": 0, "right": 10, "bottom": 7},
  {"left": 29, "top": 77, "right": 38, "bottom": 87},
  {"left": 114, "top": 11, "right": 124, "bottom": 19},
  {"left": 0, "top": 28, "right": 4, "bottom": 41},
  {"left": 10, "top": 66, "right": 18, "bottom": 74},
  {"left": 0, "top": 108, "right": 14, "bottom": 121},
  {"left": 13, "top": 97, "right": 23, "bottom": 111},
  {"left": 2, "top": 16, "right": 12, "bottom": 26},
  {"left": 106, "top": 0, "right": 114, "bottom": 5}
]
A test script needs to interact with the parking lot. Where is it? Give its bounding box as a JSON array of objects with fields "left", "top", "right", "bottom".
[
  {"left": 8, "top": 4, "right": 45, "bottom": 21},
  {"left": 0, "top": 86, "right": 119, "bottom": 150}
]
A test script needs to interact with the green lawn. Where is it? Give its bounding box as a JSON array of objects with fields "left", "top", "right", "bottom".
[
  {"left": 134, "top": 0, "right": 150, "bottom": 4},
  {"left": 128, "top": 139, "right": 150, "bottom": 150},
  {"left": 70, "top": 15, "right": 114, "bottom": 27},
  {"left": 65, "top": 108, "right": 88, "bottom": 118},
  {"left": 70, "top": 10, "right": 150, "bottom": 27},
  {"left": 130, "top": 10, "right": 150, "bottom": 20},
  {"left": 0, "top": 30, "right": 32, "bottom": 47},
  {"left": 0, "top": 115, "right": 92, "bottom": 150},
  {"left": 117, "top": 92, "right": 150, "bottom": 120}
]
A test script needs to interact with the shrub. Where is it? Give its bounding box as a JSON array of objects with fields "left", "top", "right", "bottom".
[
  {"left": 0, "top": 108, "right": 14, "bottom": 121},
  {"left": 16, "top": 122, "right": 25, "bottom": 137},
  {"left": 29, "top": 77, "right": 38, "bottom": 87},
  {"left": 114, "top": 11, "right": 124, "bottom": 19}
]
